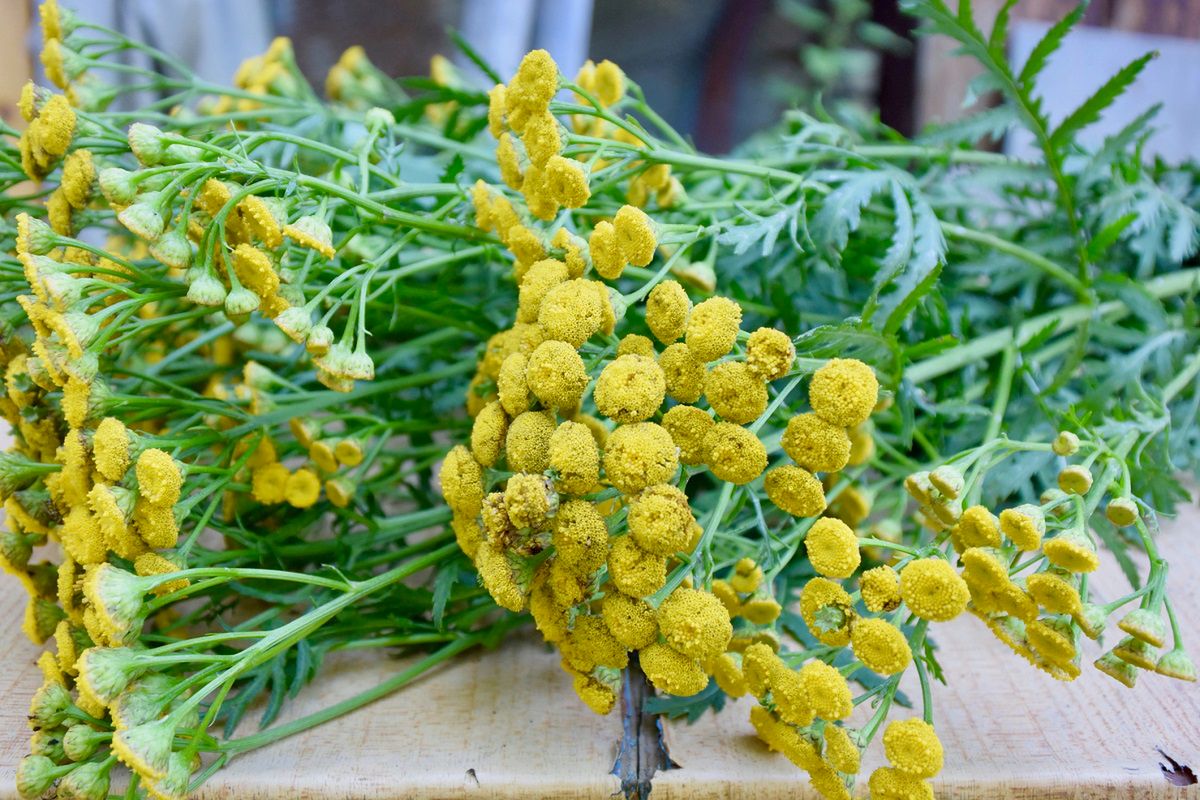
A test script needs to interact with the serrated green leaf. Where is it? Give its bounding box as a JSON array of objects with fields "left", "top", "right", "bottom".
[
  {"left": 811, "top": 171, "right": 892, "bottom": 254},
  {"left": 1087, "top": 213, "right": 1138, "bottom": 262},
  {"left": 878, "top": 193, "right": 947, "bottom": 333},
  {"left": 1016, "top": 4, "right": 1086, "bottom": 90},
  {"left": 988, "top": 0, "right": 1020, "bottom": 58},
  {"left": 1050, "top": 52, "right": 1157, "bottom": 150}
]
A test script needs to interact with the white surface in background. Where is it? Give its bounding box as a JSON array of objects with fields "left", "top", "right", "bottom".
[
  {"left": 456, "top": 0, "right": 594, "bottom": 86},
  {"left": 1007, "top": 22, "right": 1200, "bottom": 162}
]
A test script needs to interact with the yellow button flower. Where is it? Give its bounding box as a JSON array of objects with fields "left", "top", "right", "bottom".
[
  {"left": 704, "top": 422, "right": 766, "bottom": 485},
  {"left": 505, "top": 410, "right": 556, "bottom": 473},
  {"left": 685, "top": 296, "right": 741, "bottom": 362},
  {"left": 868, "top": 766, "right": 934, "bottom": 800},
  {"left": 850, "top": 617, "right": 912, "bottom": 675},
  {"left": 899, "top": 558, "right": 969, "bottom": 622},
  {"left": 800, "top": 577, "right": 854, "bottom": 646},
  {"left": 1057, "top": 465, "right": 1093, "bottom": 495},
  {"left": 613, "top": 205, "right": 657, "bottom": 267},
  {"left": 639, "top": 642, "right": 708, "bottom": 697},
  {"left": 661, "top": 405, "right": 714, "bottom": 465},
  {"left": 589, "top": 220, "right": 625, "bottom": 279},
  {"left": 808, "top": 358, "right": 879, "bottom": 428},
  {"left": 1043, "top": 531, "right": 1100, "bottom": 573},
  {"left": 781, "top": 413, "right": 851, "bottom": 473},
  {"left": 705, "top": 361, "right": 768, "bottom": 424},
  {"left": 860, "top": 565, "right": 901, "bottom": 613},
  {"left": 134, "top": 449, "right": 181, "bottom": 507},
  {"left": 504, "top": 473, "right": 556, "bottom": 529},
  {"left": 627, "top": 484, "right": 695, "bottom": 556},
  {"left": 764, "top": 465, "right": 826, "bottom": 517},
  {"left": 954, "top": 505, "right": 1000, "bottom": 549},
  {"left": 603, "top": 422, "right": 678, "bottom": 493},
  {"left": 251, "top": 462, "right": 290, "bottom": 505},
  {"left": 658, "top": 587, "right": 732, "bottom": 660},
  {"left": 799, "top": 659, "right": 852, "bottom": 720},
  {"left": 550, "top": 499, "right": 608, "bottom": 575},
  {"left": 745, "top": 327, "right": 795, "bottom": 381},
  {"left": 284, "top": 468, "right": 321, "bottom": 509},
  {"left": 538, "top": 278, "right": 607, "bottom": 348},
  {"left": 495, "top": 132, "right": 524, "bottom": 190},
  {"left": 882, "top": 718, "right": 943, "bottom": 778},
  {"left": 526, "top": 340, "right": 588, "bottom": 411},
  {"left": 471, "top": 401, "right": 509, "bottom": 468},
  {"left": 999, "top": 504, "right": 1045, "bottom": 551},
  {"left": 823, "top": 724, "right": 860, "bottom": 774},
  {"left": 595, "top": 354, "right": 666, "bottom": 423},
  {"left": 601, "top": 592, "right": 659, "bottom": 649},
  {"left": 438, "top": 445, "right": 483, "bottom": 517},
  {"left": 517, "top": 258, "right": 568, "bottom": 324},
  {"left": 548, "top": 421, "right": 600, "bottom": 496},
  {"left": 659, "top": 343, "right": 705, "bottom": 404},
  {"left": 618, "top": 333, "right": 655, "bottom": 358},
  {"left": 645, "top": 279, "right": 691, "bottom": 344},
  {"left": 546, "top": 155, "right": 590, "bottom": 208},
  {"left": 607, "top": 535, "right": 667, "bottom": 597},
  {"left": 805, "top": 517, "right": 860, "bottom": 579}
]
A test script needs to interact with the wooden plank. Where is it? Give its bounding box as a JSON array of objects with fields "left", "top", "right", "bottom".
[{"left": 1, "top": 500, "right": 1196, "bottom": 798}]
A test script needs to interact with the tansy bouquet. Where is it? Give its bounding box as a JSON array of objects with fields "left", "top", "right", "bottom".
[{"left": 2, "top": 1, "right": 1199, "bottom": 799}]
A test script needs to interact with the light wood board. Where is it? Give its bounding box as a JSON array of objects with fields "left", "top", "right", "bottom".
[{"left": 1, "top": 500, "right": 1197, "bottom": 798}]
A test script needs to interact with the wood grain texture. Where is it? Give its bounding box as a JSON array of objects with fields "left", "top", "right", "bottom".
[{"left": 0, "top": 501, "right": 1197, "bottom": 798}]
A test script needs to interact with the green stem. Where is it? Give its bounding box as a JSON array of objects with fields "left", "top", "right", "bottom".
[{"left": 906, "top": 267, "right": 1200, "bottom": 384}]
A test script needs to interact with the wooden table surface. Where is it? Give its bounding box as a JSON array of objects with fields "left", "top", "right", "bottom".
[{"left": 1, "top": 501, "right": 1197, "bottom": 799}]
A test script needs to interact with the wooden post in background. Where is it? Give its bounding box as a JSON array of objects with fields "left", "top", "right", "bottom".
[{"left": 1, "top": 2, "right": 32, "bottom": 127}]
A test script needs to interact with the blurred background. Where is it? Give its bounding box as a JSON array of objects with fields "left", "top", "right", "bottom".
[{"left": 3, "top": 0, "right": 1199, "bottom": 159}]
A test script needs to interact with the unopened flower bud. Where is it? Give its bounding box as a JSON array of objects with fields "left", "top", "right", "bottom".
[
  {"left": 224, "top": 286, "right": 261, "bottom": 317},
  {"left": 186, "top": 270, "right": 227, "bottom": 307},
  {"left": 1156, "top": 649, "right": 1197, "bottom": 682},
  {"left": 929, "top": 466, "right": 964, "bottom": 500},
  {"left": 1057, "top": 465, "right": 1092, "bottom": 495},
  {"left": 1052, "top": 431, "right": 1080, "bottom": 456},
  {"left": 127, "top": 122, "right": 169, "bottom": 166},
  {"left": 1105, "top": 497, "right": 1139, "bottom": 527}
]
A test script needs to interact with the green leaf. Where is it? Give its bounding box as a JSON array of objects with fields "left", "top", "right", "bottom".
[
  {"left": 1016, "top": 3, "right": 1086, "bottom": 90},
  {"left": 919, "top": 106, "right": 1018, "bottom": 146},
  {"left": 1087, "top": 213, "right": 1138, "bottom": 263},
  {"left": 448, "top": 29, "right": 503, "bottom": 85},
  {"left": 988, "top": 0, "right": 1021, "bottom": 58},
  {"left": 432, "top": 567, "right": 458, "bottom": 629},
  {"left": 642, "top": 679, "right": 727, "bottom": 722},
  {"left": 883, "top": 181, "right": 914, "bottom": 276},
  {"left": 717, "top": 207, "right": 794, "bottom": 256},
  {"left": 878, "top": 192, "right": 947, "bottom": 333},
  {"left": 1049, "top": 53, "right": 1157, "bottom": 150},
  {"left": 811, "top": 171, "right": 892, "bottom": 254}
]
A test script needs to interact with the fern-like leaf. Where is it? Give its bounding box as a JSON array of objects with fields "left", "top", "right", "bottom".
[
  {"left": 988, "top": 0, "right": 1020, "bottom": 58},
  {"left": 811, "top": 171, "right": 892, "bottom": 253},
  {"left": 1016, "top": 3, "right": 1086, "bottom": 91},
  {"left": 1049, "top": 52, "right": 1157, "bottom": 150}
]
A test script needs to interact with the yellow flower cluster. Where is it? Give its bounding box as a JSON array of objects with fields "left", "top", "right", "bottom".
[
  {"left": 570, "top": 59, "right": 682, "bottom": 209},
  {"left": 742, "top": 643, "right": 860, "bottom": 798},
  {"left": 18, "top": 88, "right": 77, "bottom": 182},
  {"left": 868, "top": 719, "right": 944, "bottom": 800},
  {"left": 448, "top": 49, "right": 889, "bottom": 723},
  {"left": 210, "top": 37, "right": 307, "bottom": 115},
  {"left": 894, "top": 438, "right": 1193, "bottom": 690}
]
